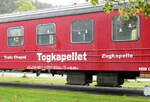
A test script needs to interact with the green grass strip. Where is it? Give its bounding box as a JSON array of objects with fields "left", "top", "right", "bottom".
[{"left": 0, "top": 87, "right": 149, "bottom": 102}]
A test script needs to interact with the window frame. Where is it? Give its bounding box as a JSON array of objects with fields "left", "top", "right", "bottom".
[
  {"left": 7, "top": 26, "right": 24, "bottom": 47},
  {"left": 111, "top": 16, "right": 140, "bottom": 42},
  {"left": 70, "top": 19, "right": 94, "bottom": 44},
  {"left": 36, "top": 23, "right": 56, "bottom": 46}
]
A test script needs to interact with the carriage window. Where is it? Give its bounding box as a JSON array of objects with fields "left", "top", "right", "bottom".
[
  {"left": 36, "top": 23, "right": 56, "bottom": 45},
  {"left": 112, "top": 16, "right": 140, "bottom": 41},
  {"left": 7, "top": 26, "right": 24, "bottom": 47},
  {"left": 71, "top": 19, "right": 93, "bottom": 43}
]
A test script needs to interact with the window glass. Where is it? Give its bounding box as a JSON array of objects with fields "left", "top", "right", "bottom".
[
  {"left": 36, "top": 23, "right": 56, "bottom": 45},
  {"left": 71, "top": 19, "right": 93, "bottom": 43},
  {"left": 7, "top": 26, "right": 24, "bottom": 47},
  {"left": 112, "top": 16, "right": 140, "bottom": 41}
]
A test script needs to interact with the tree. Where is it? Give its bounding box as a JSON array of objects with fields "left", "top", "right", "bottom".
[
  {"left": 86, "top": 0, "right": 150, "bottom": 20},
  {"left": 0, "top": 0, "right": 36, "bottom": 14},
  {"left": 0, "top": 0, "right": 18, "bottom": 14},
  {"left": 32, "top": 0, "right": 53, "bottom": 10},
  {"left": 15, "top": 0, "right": 36, "bottom": 12}
]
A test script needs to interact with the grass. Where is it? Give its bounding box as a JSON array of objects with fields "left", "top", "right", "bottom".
[
  {"left": 0, "top": 76, "right": 150, "bottom": 89},
  {"left": 0, "top": 76, "right": 149, "bottom": 102},
  {"left": 0, "top": 87, "right": 149, "bottom": 102},
  {"left": 0, "top": 76, "right": 66, "bottom": 85},
  {"left": 122, "top": 80, "right": 150, "bottom": 89}
]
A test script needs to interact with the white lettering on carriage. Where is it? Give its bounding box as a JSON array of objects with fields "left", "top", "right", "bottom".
[
  {"left": 101, "top": 53, "right": 133, "bottom": 59},
  {"left": 37, "top": 52, "right": 87, "bottom": 63}
]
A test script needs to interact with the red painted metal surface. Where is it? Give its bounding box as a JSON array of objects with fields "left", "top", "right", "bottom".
[{"left": 0, "top": 10, "right": 150, "bottom": 72}]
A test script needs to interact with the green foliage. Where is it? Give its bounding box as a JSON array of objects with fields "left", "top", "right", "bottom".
[
  {"left": 0, "top": 0, "right": 18, "bottom": 14},
  {"left": 15, "top": 0, "right": 36, "bottom": 12},
  {"left": 87, "top": 0, "right": 150, "bottom": 20},
  {"left": 0, "top": 0, "right": 36, "bottom": 14},
  {"left": 86, "top": 0, "right": 99, "bottom": 7}
]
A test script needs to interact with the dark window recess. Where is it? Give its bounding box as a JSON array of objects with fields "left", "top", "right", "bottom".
[
  {"left": 36, "top": 23, "right": 56, "bottom": 45},
  {"left": 71, "top": 19, "right": 93, "bottom": 43},
  {"left": 112, "top": 16, "right": 140, "bottom": 41},
  {"left": 7, "top": 26, "right": 24, "bottom": 47}
]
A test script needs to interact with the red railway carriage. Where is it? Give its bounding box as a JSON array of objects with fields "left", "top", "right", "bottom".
[{"left": 0, "top": 4, "right": 150, "bottom": 86}]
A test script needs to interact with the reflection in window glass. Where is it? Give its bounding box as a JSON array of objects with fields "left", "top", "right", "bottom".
[
  {"left": 7, "top": 26, "right": 24, "bottom": 47},
  {"left": 112, "top": 16, "right": 140, "bottom": 41},
  {"left": 71, "top": 19, "right": 93, "bottom": 43},
  {"left": 36, "top": 23, "right": 56, "bottom": 45}
]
